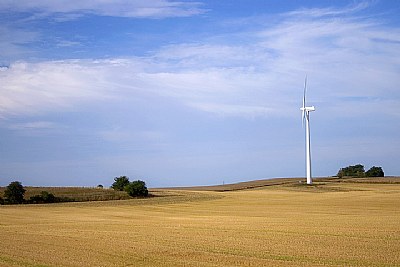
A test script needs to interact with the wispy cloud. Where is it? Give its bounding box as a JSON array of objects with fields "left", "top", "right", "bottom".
[
  {"left": 7, "top": 121, "right": 59, "bottom": 130},
  {"left": 99, "top": 128, "right": 164, "bottom": 143},
  {"left": 189, "top": 103, "right": 274, "bottom": 118},
  {"left": 287, "top": 1, "right": 372, "bottom": 18},
  {"left": 0, "top": 0, "right": 207, "bottom": 19},
  {"left": 2, "top": 120, "right": 68, "bottom": 137},
  {"left": 257, "top": 6, "right": 400, "bottom": 112},
  {"left": 0, "top": 25, "right": 39, "bottom": 64},
  {"left": 0, "top": 2, "right": 399, "bottom": 121},
  {"left": 56, "top": 40, "right": 81, "bottom": 47}
]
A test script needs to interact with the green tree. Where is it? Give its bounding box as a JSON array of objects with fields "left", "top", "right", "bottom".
[
  {"left": 124, "top": 180, "right": 148, "bottom": 197},
  {"left": 365, "top": 166, "right": 384, "bottom": 177},
  {"left": 337, "top": 164, "right": 365, "bottom": 178},
  {"left": 111, "top": 176, "right": 130, "bottom": 191},
  {"left": 4, "top": 181, "right": 26, "bottom": 204}
]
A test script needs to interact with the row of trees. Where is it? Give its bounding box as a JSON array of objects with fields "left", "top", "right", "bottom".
[
  {"left": 337, "top": 164, "right": 384, "bottom": 178},
  {"left": 1, "top": 176, "right": 149, "bottom": 205},
  {"left": 0, "top": 181, "right": 57, "bottom": 205}
]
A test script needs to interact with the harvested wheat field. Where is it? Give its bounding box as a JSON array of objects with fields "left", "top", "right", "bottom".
[{"left": 1, "top": 178, "right": 400, "bottom": 267}]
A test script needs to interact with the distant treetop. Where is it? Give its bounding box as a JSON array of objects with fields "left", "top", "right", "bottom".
[
  {"left": 365, "top": 166, "right": 384, "bottom": 177},
  {"left": 111, "top": 176, "right": 130, "bottom": 191},
  {"left": 4, "top": 181, "right": 26, "bottom": 204},
  {"left": 337, "top": 164, "right": 384, "bottom": 178}
]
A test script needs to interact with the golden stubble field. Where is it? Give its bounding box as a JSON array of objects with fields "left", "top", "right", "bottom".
[{"left": 0, "top": 181, "right": 399, "bottom": 267}]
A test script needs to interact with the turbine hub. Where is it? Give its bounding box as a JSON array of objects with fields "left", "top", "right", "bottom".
[{"left": 300, "top": 106, "right": 315, "bottom": 112}]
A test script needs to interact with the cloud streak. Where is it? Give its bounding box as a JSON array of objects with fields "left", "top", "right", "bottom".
[
  {"left": 0, "top": 0, "right": 207, "bottom": 19},
  {"left": 287, "top": 1, "right": 372, "bottom": 18}
]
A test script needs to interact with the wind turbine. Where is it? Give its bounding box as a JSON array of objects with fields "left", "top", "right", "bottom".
[{"left": 300, "top": 76, "right": 315, "bottom": 185}]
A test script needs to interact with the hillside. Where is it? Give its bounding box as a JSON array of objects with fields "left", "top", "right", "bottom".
[
  {"left": 164, "top": 176, "right": 400, "bottom": 192},
  {"left": 1, "top": 177, "right": 399, "bottom": 203}
]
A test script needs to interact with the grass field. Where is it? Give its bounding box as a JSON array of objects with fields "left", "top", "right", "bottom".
[{"left": 0, "top": 178, "right": 399, "bottom": 266}]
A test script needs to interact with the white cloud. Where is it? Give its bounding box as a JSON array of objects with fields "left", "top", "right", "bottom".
[
  {"left": 255, "top": 8, "right": 400, "bottom": 113},
  {"left": 0, "top": 60, "right": 130, "bottom": 117},
  {"left": 0, "top": 3, "right": 399, "bottom": 121},
  {"left": 0, "top": 58, "right": 283, "bottom": 119},
  {"left": 0, "top": 0, "right": 206, "bottom": 19},
  {"left": 189, "top": 102, "right": 274, "bottom": 118}
]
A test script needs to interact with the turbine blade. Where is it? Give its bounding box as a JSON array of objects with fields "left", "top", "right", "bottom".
[
  {"left": 302, "top": 75, "right": 307, "bottom": 127},
  {"left": 303, "top": 75, "right": 307, "bottom": 109}
]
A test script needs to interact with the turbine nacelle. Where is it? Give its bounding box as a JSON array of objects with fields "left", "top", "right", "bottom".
[{"left": 300, "top": 106, "right": 315, "bottom": 112}]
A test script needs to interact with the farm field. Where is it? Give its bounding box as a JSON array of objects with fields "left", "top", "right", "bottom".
[
  {"left": 0, "top": 186, "right": 132, "bottom": 202},
  {"left": 0, "top": 178, "right": 400, "bottom": 266}
]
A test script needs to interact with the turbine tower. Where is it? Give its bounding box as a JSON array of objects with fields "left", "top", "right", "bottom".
[{"left": 300, "top": 77, "right": 315, "bottom": 185}]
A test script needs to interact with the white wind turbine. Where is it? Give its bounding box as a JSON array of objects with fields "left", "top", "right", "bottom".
[{"left": 300, "top": 77, "right": 315, "bottom": 185}]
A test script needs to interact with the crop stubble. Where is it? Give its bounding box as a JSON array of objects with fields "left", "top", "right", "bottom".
[{"left": 0, "top": 181, "right": 399, "bottom": 266}]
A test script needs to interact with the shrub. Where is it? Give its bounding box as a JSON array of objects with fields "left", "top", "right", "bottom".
[
  {"left": 124, "top": 180, "right": 148, "bottom": 197},
  {"left": 29, "top": 191, "right": 56, "bottom": 204},
  {"left": 0, "top": 197, "right": 4, "bottom": 205},
  {"left": 97, "top": 184, "right": 104, "bottom": 189},
  {"left": 41, "top": 191, "right": 56, "bottom": 202},
  {"left": 4, "top": 181, "right": 26, "bottom": 204},
  {"left": 29, "top": 195, "right": 45, "bottom": 204},
  {"left": 111, "top": 176, "right": 130, "bottom": 191},
  {"left": 366, "top": 166, "right": 384, "bottom": 177}
]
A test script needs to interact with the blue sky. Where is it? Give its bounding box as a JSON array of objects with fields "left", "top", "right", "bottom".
[{"left": 0, "top": 0, "right": 399, "bottom": 187}]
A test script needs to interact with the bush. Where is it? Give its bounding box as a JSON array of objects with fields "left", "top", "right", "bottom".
[
  {"left": 29, "top": 195, "right": 45, "bottom": 204},
  {"left": 0, "top": 197, "right": 4, "bottom": 205},
  {"left": 111, "top": 176, "right": 130, "bottom": 191},
  {"left": 97, "top": 184, "right": 104, "bottom": 189},
  {"left": 366, "top": 166, "right": 384, "bottom": 177},
  {"left": 41, "top": 191, "right": 56, "bottom": 202},
  {"left": 4, "top": 181, "right": 26, "bottom": 204},
  {"left": 124, "top": 180, "right": 148, "bottom": 197},
  {"left": 29, "top": 191, "right": 56, "bottom": 204}
]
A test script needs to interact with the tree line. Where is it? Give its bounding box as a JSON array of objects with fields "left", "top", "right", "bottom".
[
  {"left": 1, "top": 176, "right": 148, "bottom": 205},
  {"left": 0, "top": 181, "right": 58, "bottom": 205}
]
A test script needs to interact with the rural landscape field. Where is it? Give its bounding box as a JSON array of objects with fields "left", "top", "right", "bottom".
[{"left": 1, "top": 177, "right": 399, "bottom": 267}]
